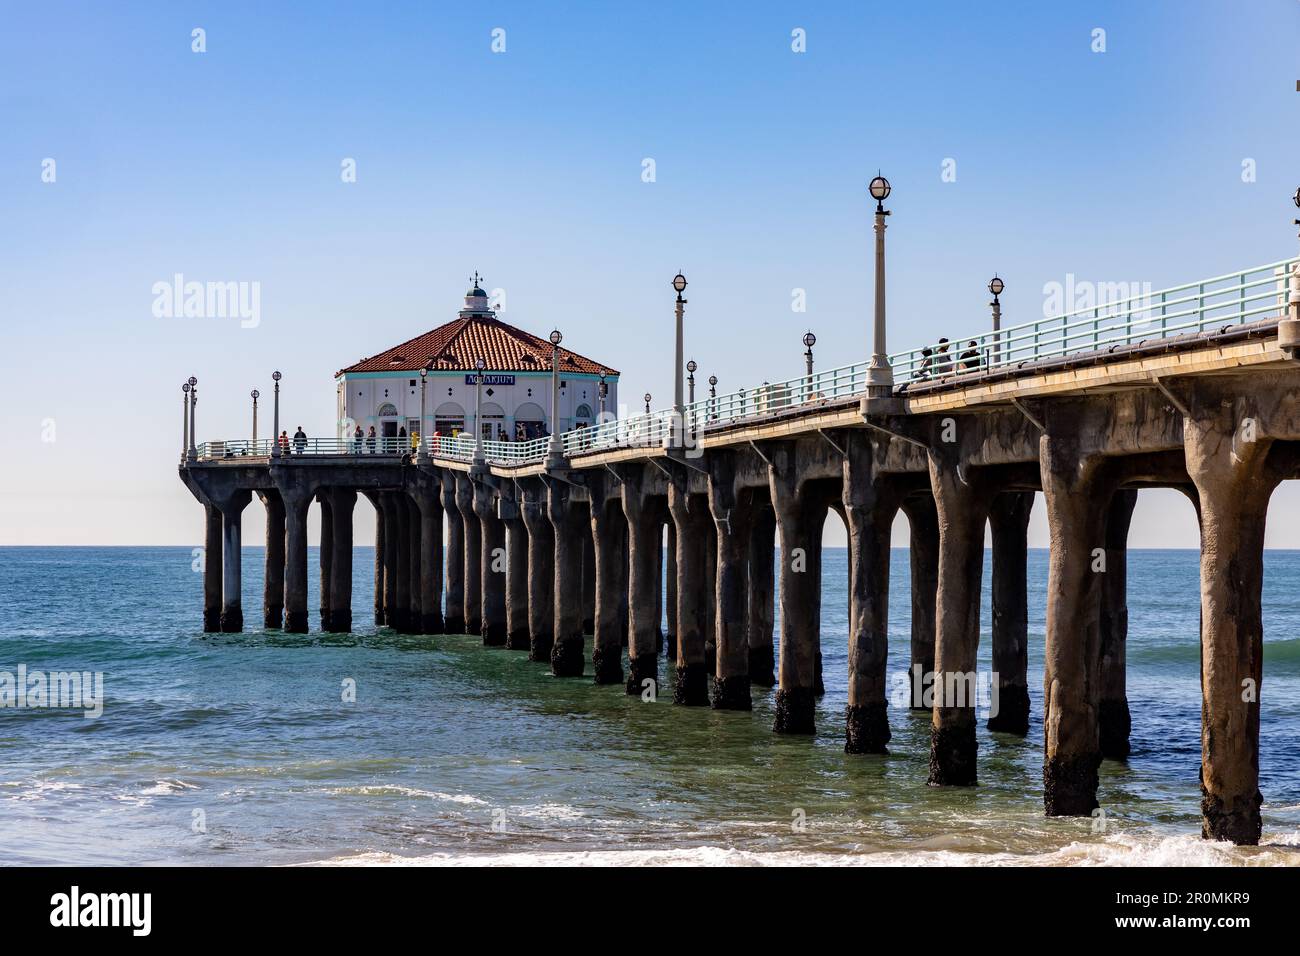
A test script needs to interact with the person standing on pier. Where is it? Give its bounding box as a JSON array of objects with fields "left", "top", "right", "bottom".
[
  {"left": 293, "top": 426, "right": 307, "bottom": 455},
  {"left": 353, "top": 425, "right": 363, "bottom": 454}
]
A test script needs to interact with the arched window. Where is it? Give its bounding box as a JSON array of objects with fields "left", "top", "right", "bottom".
[
  {"left": 574, "top": 404, "right": 593, "bottom": 427},
  {"left": 377, "top": 403, "right": 398, "bottom": 418},
  {"left": 434, "top": 401, "right": 466, "bottom": 437}
]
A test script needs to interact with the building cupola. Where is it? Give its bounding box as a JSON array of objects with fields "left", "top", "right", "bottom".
[{"left": 460, "top": 271, "right": 495, "bottom": 318}]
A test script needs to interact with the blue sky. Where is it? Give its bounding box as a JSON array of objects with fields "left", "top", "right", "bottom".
[{"left": 2, "top": 0, "right": 1298, "bottom": 545}]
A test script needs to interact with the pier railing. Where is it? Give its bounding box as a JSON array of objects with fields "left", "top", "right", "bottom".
[{"left": 192, "top": 256, "right": 1298, "bottom": 466}]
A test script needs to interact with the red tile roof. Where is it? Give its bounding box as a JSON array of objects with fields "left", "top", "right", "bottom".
[{"left": 336, "top": 314, "right": 619, "bottom": 377}]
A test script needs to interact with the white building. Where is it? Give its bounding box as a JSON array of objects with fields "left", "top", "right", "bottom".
[{"left": 335, "top": 279, "right": 619, "bottom": 443}]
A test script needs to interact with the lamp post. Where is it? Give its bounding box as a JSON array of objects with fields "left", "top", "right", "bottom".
[
  {"left": 803, "top": 331, "right": 816, "bottom": 377},
  {"left": 1290, "top": 187, "right": 1300, "bottom": 324},
  {"left": 418, "top": 367, "right": 429, "bottom": 462},
  {"left": 271, "top": 370, "right": 282, "bottom": 458},
  {"left": 473, "top": 358, "right": 486, "bottom": 466},
  {"left": 546, "top": 329, "right": 565, "bottom": 469},
  {"left": 672, "top": 272, "right": 687, "bottom": 445},
  {"left": 251, "top": 389, "right": 260, "bottom": 446},
  {"left": 686, "top": 360, "right": 697, "bottom": 404},
  {"left": 644, "top": 392, "right": 652, "bottom": 414},
  {"left": 186, "top": 376, "right": 198, "bottom": 463},
  {"left": 708, "top": 374, "right": 718, "bottom": 422},
  {"left": 864, "top": 173, "right": 893, "bottom": 403},
  {"left": 598, "top": 369, "right": 608, "bottom": 421},
  {"left": 182, "top": 383, "right": 191, "bottom": 462},
  {"left": 988, "top": 275, "right": 1005, "bottom": 366}
]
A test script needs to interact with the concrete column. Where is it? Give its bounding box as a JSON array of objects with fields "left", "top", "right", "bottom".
[
  {"left": 901, "top": 495, "right": 938, "bottom": 710},
  {"left": 590, "top": 479, "right": 625, "bottom": 685},
  {"left": 283, "top": 490, "right": 311, "bottom": 634},
  {"left": 621, "top": 478, "right": 661, "bottom": 695},
  {"left": 547, "top": 480, "right": 586, "bottom": 677},
  {"left": 707, "top": 454, "right": 752, "bottom": 710},
  {"left": 663, "top": 522, "right": 676, "bottom": 658},
  {"left": 504, "top": 495, "right": 529, "bottom": 650},
  {"left": 201, "top": 502, "right": 222, "bottom": 632},
  {"left": 381, "top": 494, "right": 399, "bottom": 629},
  {"left": 414, "top": 486, "right": 445, "bottom": 635},
  {"left": 926, "top": 455, "right": 992, "bottom": 785},
  {"left": 440, "top": 474, "right": 465, "bottom": 633},
  {"left": 668, "top": 481, "right": 711, "bottom": 706},
  {"left": 219, "top": 491, "right": 251, "bottom": 633},
  {"left": 988, "top": 491, "right": 1034, "bottom": 735},
  {"left": 328, "top": 489, "right": 356, "bottom": 633},
  {"left": 1099, "top": 488, "right": 1137, "bottom": 759},
  {"left": 811, "top": 530, "right": 825, "bottom": 697},
  {"left": 768, "top": 445, "right": 821, "bottom": 734},
  {"left": 704, "top": 521, "right": 718, "bottom": 675},
  {"left": 582, "top": 532, "right": 596, "bottom": 635},
  {"left": 844, "top": 434, "right": 898, "bottom": 754},
  {"left": 258, "top": 491, "right": 285, "bottom": 630},
  {"left": 474, "top": 480, "right": 507, "bottom": 645},
  {"left": 1183, "top": 404, "right": 1285, "bottom": 845},
  {"left": 395, "top": 494, "right": 412, "bottom": 633},
  {"left": 520, "top": 480, "right": 555, "bottom": 663},
  {"left": 406, "top": 496, "right": 422, "bottom": 631},
  {"left": 1040, "top": 441, "right": 1112, "bottom": 815},
  {"left": 747, "top": 502, "right": 776, "bottom": 686},
  {"left": 317, "top": 492, "right": 333, "bottom": 632},
  {"left": 457, "top": 474, "right": 482, "bottom": 635},
  {"left": 616, "top": 518, "right": 630, "bottom": 648},
  {"left": 368, "top": 492, "right": 384, "bottom": 626}
]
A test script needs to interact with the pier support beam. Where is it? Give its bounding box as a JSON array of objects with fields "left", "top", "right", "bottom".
[
  {"left": 843, "top": 432, "right": 900, "bottom": 754},
  {"left": 1182, "top": 397, "right": 1290, "bottom": 845},
  {"left": 327, "top": 489, "right": 356, "bottom": 633},
  {"left": 707, "top": 452, "right": 753, "bottom": 710},
  {"left": 412, "top": 483, "right": 445, "bottom": 635},
  {"left": 768, "top": 443, "right": 824, "bottom": 734},
  {"left": 317, "top": 492, "right": 333, "bottom": 632},
  {"left": 621, "top": 474, "right": 662, "bottom": 695},
  {"left": 1099, "top": 488, "right": 1137, "bottom": 759},
  {"left": 589, "top": 476, "right": 625, "bottom": 685},
  {"left": 520, "top": 479, "right": 554, "bottom": 663},
  {"left": 219, "top": 491, "right": 251, "bottom": 632},
  {"left": 203, "top": 502, "right": 222, "bottom": 632},
  {"left": 927, "top": 451, "right": 994, "bottom": 785},
  {"left": 380, "top": 494, "right": 400, "bottom": 630},
  {"left": 456, "top": 474, "right": 481, "bottom": 636},
  {"left": 901, "top": 495, "right": 938, "bottom": 710},
  {"left": 668, "top": 479, "right": 711, "bottom": 705},
  {"left": 503, "top": 487, "right": 529, "bottom": 650},
  {"left": 474, "top": 480, "right": 507, "bottom": 646},
  {"left": 1040, "top": 440, "right": 1114, "bottom": 816},
  {"left": 663, "top": 522, "right": 676, "bottom": 658},
  {"left": 747, "top": 501, "right": 776, "bottom": 686},
  {"left": 988, "top": 491, "right": 1034, "bottom": 735},
  {"left": 582, "top": 532, "right": 596, "bottom": 636},
  {"left": 258, "top": 491, "right": 285, "bottom": 630},
  {"left": 395, "top": 494, "right": 412, "bottom": 633},
  {"left": 406, "top": 496, "right": 422, "bottom": 632},
  {"left": 547, "top": 478, "right": 587, "bottom": 677},
  {"left": 364, "top": 492, "right": 384, "bottom": 626},
  {"left": 440, "top": 474, "right": 465, "bottom": 634},
  {"left": 281, "top": 486, "right": 312, "bottom": 634}
]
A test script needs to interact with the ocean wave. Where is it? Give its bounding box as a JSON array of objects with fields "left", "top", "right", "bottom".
[{"left": 305, "top": 832, "right": 1300, "bottom": 867}]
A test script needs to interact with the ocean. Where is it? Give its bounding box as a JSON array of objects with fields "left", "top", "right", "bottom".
[{"left": 1, "top": 546, "right": 1298, "bottom": 866}]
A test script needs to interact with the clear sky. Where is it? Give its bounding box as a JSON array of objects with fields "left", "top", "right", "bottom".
[{"left": 2, "top": 0, "right": 1298, "bottom": 547}]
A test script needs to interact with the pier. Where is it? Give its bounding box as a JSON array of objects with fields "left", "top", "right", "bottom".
[{"left": 180, "top": 214, "right": 1300, "bottom": 845}]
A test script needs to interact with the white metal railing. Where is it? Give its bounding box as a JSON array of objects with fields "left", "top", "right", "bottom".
[{"left": 192, "top": 256, "right": 1298, "bottom": 466}]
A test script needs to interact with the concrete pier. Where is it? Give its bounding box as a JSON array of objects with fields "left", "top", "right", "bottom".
[
  {"left": 181, "top": 311, "right": 1300, "bottom": 847},
  {"left": 988, "top": 491, "right": 1034, "bottom": 735}
]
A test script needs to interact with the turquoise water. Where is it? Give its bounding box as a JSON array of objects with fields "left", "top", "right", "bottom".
[{"left": 1, "top": 546, "right": 1298, "bottom": 866}]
